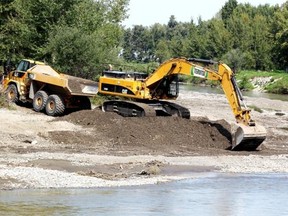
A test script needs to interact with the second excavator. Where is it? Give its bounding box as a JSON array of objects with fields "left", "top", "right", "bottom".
[{"left": 98, "top": 57, "right": 266, "bottom": 151}]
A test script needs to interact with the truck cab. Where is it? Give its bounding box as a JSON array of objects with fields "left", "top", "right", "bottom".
[
  {"left": 13, "top": 59, "right": 45, "bottom": 77},
  {"left": 3, "top": 59, "right": 46, "bottom": 103}
]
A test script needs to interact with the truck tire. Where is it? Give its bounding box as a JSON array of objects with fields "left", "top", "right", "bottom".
[
  {"left": 33, "top": 90, "right": 48, "bottom": 112},
  {"left": 45, "top": 94, "right": 65, "bottom": 116},
  {"left": 5, "top": 84, "right": 19, "bottom": 103}
]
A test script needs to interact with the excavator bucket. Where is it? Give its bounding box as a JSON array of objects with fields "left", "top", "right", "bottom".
[{"left": 232, "top": 123, "right": 267, "bottom": 151}]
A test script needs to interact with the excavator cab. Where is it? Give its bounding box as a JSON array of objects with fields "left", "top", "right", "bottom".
[
  {"left": 151, "top": 74, "right": 179, "bottom": 99},
  {"left": 167, "top": 76, "right": 179, "bottom": 97},
  {"left": 102, "top": 70, "right": 148, "bottom": 80}
]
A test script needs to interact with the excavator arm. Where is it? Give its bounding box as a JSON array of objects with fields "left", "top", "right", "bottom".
[
  {"left": 144, "top": 58, "right": 266, "bottom": 150},
  {"left": 145, "top": 58, "right": 251, "bottom": 125}
]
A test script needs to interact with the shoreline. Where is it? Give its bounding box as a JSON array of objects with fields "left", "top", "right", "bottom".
[
  {"left": 1, "top": 153, "right": 288, "bottom": 189},
  {"left": 1, "top": 90, "right": 288, "bottom": 189}
]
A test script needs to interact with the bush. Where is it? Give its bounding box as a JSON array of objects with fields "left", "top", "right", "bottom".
[
  {"left": 91, "top": 95, "right": 107, "bottom": 106},
  {"left": 238, "top": 76, "right": 254, "bottom": 91},
  {"left": 265, "top": 78, "right": 288, "bottom": 94},
  {"left": 249, "top": 105, "right": 263, "bottom": 113},
  {"left": 0, "top": 93, "right": 14, "bottom": 109},
  {"left": 90, "top": 94, "right": 123, "bottom": 106}
]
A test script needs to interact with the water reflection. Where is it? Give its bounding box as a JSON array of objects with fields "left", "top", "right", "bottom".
[{"left": 1, "top": 173, "right": 288, "bottom": 216}]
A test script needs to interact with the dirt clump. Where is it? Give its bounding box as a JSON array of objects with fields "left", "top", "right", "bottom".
[{"left": 49, "top": 108, "right": 232, "bottom": 156}]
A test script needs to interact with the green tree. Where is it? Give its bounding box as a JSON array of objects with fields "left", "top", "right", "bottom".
[
  {"left": 182, "top": 20, "right": 202, "bottom": 58},
  {"left": 0, "top": 0, "right": 128, "bottom": 78},
  {"left": 227, "top": 11, "right": 253, "bottom": 52},
  {"left": 122, "top": 25, "right": 153, "bottom": 62},
  {"left": 191, "top": 19, "right": 210, "bottom": 59},
  {"left": 221, "top": 0, "right": 238, "bottom": 25},
  {"left": 252, "top": 14, "right": 273, "bottom": 70},
  {"left": 206, "top": 19, "right": 232, "bottom": 59},
  {"left": 222, "top": 48, "right": 247, "bottom": 72},
  {"left": 167, "top": 15, "right": 178, "bottom": 40},
  {"left": 272, "top": 2, "right": 288, "bottom": 69},
  {"left": 122, "top": 28, "right": 134, "bottom": 61},
  {"left": 155, "top": 39, "right": 171, "bottom": 62},
  {"left": 46, "top": 0, "right": 128, "bottom": 77},
  {"left": 0, "top": 0, "right": 31, "bottom": 61},
  {"left": 150, "top": 23, "right": 167, "bottom": 56}
]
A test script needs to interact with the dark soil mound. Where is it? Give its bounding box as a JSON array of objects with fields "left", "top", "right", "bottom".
[{"left": 51, "top": 108, "right": 232, "bottom": 155}]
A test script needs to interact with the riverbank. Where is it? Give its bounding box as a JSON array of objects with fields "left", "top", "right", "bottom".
[{"left": 1, "top": 90, "right": 288, "bottom": 189}]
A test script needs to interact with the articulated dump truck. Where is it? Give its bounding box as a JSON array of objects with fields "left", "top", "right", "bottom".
[{"left": 2, "top": 59, "right": 98, "bottom": 116}]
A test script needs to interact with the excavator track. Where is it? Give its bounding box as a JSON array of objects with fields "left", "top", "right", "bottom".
[
  {"left": 102, "top": 100, "right": 190, "bottom": 118},
  {"left": 102, "top": 100, "right": 156, "bottom": 117},
  {"left": 158, "top": 101, "right": 190, "bottom": 119}
]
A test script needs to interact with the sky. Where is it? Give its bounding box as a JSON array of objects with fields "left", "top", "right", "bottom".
[{"left": 122, "top": 0, "right": 287, "bottom": 28}]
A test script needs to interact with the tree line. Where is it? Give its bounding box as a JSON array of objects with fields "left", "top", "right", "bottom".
[
  {"left": 0, "top": 0, "right": 288, "bottom": 79},
  {"left": 123, "top": 0, "right": 288, "bottom": 72},
  {"left": 0, "top": 0, "right": 129, "bottom": 78}
]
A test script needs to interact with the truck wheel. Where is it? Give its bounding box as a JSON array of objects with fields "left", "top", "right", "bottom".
[
  {"left": 33, "top": 90, "right": 48, "bottom": 112},
  {"left": 45, "top": 94, "right": 65, "bottom": 116},
  {"left": 5, "top": 84, "right": 19, "bottom": 103}
]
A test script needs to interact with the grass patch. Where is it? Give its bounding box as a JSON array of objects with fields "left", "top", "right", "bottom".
[
  {"left": 236, "top": 70, "right": 286, "bottom": 80},
  {"left": 236, "top": 70, "right": 288, "bottom": 94},
  {"left": 237, "top": 76, "right": 254, "bottom": 91},
  {"left": 0, "top": 93, "right": 9, "bottom": 108},
  {"left": 0, "top": 94, "right": 15, "bottom": 110},
  {"left": 265, "top": 76, "right": 288, "bottom": 94},
  {"left": 90, "top": 94, "right": 123, "bottom": 106},
  {"left": 91, "top": 94, "right": 107, "bottom": 106},
  {"left": 248, "top": 105, "right": 263, "bottom": 113}
]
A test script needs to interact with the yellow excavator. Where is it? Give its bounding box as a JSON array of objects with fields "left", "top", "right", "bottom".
[{"left": 98, "top": 57, "right": 266, "bottom": 151}]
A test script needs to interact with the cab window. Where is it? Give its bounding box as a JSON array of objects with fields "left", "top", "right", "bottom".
[{"left": 16, "top": 61, "right": 31, "bottom": 72}]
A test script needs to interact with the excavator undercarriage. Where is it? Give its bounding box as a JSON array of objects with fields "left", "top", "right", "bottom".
[{"left": 102, "top": 100, "right": 190, "bottom": 118}]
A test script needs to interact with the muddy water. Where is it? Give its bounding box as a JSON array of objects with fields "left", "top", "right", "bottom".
[{"left": 1, "top": 173, "right": 288, "bottom": 215}]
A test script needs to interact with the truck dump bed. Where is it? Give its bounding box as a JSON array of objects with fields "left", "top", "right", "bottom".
[
  {"left": 65, "top": 75, "right": 98, "bottom": 96},
  {"left": 27, "top": 65, "right": 98, "bottom": 96}
]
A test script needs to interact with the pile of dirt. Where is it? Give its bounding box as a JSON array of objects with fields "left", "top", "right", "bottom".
[{"left": 50, "top": 108, "right": 232, "bottom": 155}]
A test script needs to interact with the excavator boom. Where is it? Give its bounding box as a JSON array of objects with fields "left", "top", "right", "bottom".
[{"left": 98, "top": 57, "right": 267, "bottom": 151}]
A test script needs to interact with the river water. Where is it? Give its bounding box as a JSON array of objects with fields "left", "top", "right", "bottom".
[
  {"left": 1, "top": 173, "right": 288, "bottom": 215},
  {"left": 180, "top": 84, "right": 288, "bottom": 101}
]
